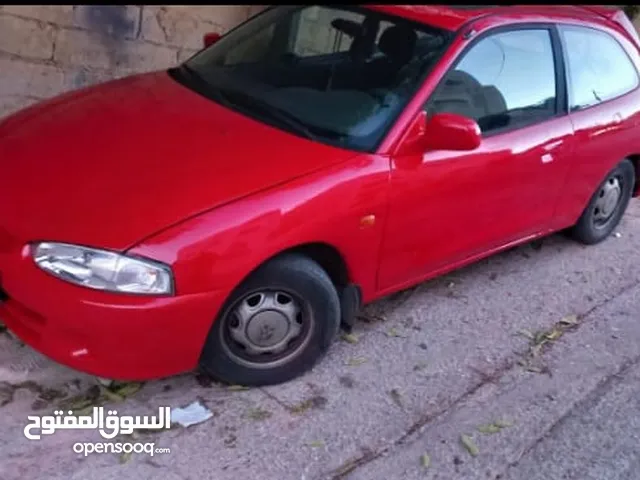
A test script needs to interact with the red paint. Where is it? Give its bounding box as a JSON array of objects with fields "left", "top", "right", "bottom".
[
  {"left": 203, "top": 32, "right": 222, "bottom": 48},
  {"left": 1, "top": 5, "right": 639, "bottom": 380}
]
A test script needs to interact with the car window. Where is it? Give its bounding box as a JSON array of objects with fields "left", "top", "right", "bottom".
[
  {"left": 223, "top": 24, "right": 276, "bottom": 65},
  {"left": 181, "top": 5, "right": 452, "bottom": 153},
  {"left": 426, "top": 29, "right": 558, "bottom": 135},
  {"left": 560, "top": 25, "right": 639, "bottom": 111},
  {"left": 291, "top": 7, "right": 365, "bottom": 57}
]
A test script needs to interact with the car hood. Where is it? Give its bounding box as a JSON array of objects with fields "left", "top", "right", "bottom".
[{"left": 0, "top": 71, "right": 355, "bottom": 251}]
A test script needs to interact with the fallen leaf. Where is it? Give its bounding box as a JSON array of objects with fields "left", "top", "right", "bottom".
[
  {"left": 73, "top": 405, "right": 95, "bottom": 416},
  {"left": 389, "top": 389, "right": 403, "bottom": 408},
  {"left": 495, "top": 418, "right": 515, "bottom": 428},
  {"left": 559, "top": 314, "right": 579, "bottom": 326},
  {"left": 545, "top": 328, "right": 563, "bottom": 341},
  {"left": 112, "top": 382, "right": 143, "bottom": 398},
  {"left": 119, "top": 450, "right": 132, "bottom": 464},
  {"left": 346, "top": 357, "right": 367, "bottom": 366},
  {"left": 66, "top": 398, "right": 95, "bottom": 411},
  {"left": 290, "top": 395, "right": 328, "bottom": 414},
  {"left": 420, "top": 453, "right": 431, "bottom": 468},
  {"left": 99, "top": 386, "right": 124, "bottom": 403},
  {"left": 476, "top": 423, "right": 501, "bottom": 434},
  {"left": 386, "top": 328, "right": 401, "bottom": 338},
  {"left": 245, "top": 407, "right": 272, "bottom": 421},
  {"left": 533, "top": 331, "right": 548, "bottom": 345},
  {"left": 341, "top": 332, "right": 359, "bottom": 344},
  {"left": 518, "top": 329, "right": 535, "bottom": 340},
  {"left": 227, "top": 385, "right": 250, "bottom": 391},
  {"left": 525, "top": 364, "right": 545, "bottom": 374},
  {"left": 460, "top": 434, "right": 479, "bottom": 457},
  {"left": 530, "top": 344, "right": 544, "bottom": 358},
  {"left": 307, "top": 440, "right": 325, "bottom": 448}
]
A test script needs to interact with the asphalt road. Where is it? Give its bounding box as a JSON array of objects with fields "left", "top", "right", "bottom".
[{"left": 1, "top": 199, "right": 640, "bottom": 480}]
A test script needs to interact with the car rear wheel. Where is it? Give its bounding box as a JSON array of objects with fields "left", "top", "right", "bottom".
[
  {"left": 199, "top": 253, "right": 341, "bottom": 386},
  {"left": 570, "top": 159, "right": 635, "bottom": 245}
]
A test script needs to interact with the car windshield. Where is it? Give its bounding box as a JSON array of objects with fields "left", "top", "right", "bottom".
[{"left": 172, "top": 5, "right": 451, "bottom": 152}]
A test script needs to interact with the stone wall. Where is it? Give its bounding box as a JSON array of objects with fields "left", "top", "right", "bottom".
[
  {"left": 0, "top": 5, "right": 266, "bottom": 118},
  {"left": 0, "top": 5, "right": 638, "bottom": 119}
]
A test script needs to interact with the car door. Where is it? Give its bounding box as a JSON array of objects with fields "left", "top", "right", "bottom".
[
  {"left": 378, "top": 26, "right": 576, "bottom": 291},
  {"left": 551, "top": 24, "right": 640, "bottom": 229}
]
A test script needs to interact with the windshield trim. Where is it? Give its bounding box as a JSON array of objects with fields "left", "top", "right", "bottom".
[{"left": 169, "top": 5, "right": 454, "bottom": 154}]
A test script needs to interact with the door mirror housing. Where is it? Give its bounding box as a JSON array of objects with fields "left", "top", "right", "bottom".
[
  {"left": 424, "top": 113, "right": 482, "bottom": 152},
  {"left": 398, "top": 111, "right": 482, "bottom": 156},
  {"left": 203, "top": 32, "right": 222, "bottom": 48}
]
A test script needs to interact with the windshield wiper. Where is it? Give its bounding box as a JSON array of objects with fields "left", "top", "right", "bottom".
[
  {"left": 216, "top": 89, "right": 319, "bottom": 142},
  {"left": 176, "top": 64, "right": 235, "bottom": 109}
]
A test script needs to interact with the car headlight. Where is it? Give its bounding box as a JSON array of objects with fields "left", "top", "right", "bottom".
[{"left": 32, "top": 242, "right": 174, "bottom": 295}]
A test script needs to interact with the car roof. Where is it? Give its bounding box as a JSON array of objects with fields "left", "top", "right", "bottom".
[{"left": 364, "top": 4, "right": 617, "bottom": 32}]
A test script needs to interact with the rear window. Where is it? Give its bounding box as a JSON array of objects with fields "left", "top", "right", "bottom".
[{"left": 560, "top": 25, "right": 639, "bottom": 111}]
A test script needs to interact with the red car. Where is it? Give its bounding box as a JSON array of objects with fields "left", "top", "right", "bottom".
[{"left": 1, "top": 5, "right": 639, "bottom": 386}]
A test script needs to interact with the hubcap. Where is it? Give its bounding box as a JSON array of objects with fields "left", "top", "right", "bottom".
[
  {"left": 221, "top": 290, "right": 310, "bottom": 367},
  {"left": 593, "top": 176, "right": 622, "bottom": 227}
]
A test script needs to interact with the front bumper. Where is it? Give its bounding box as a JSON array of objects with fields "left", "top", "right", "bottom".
[{"left": 0, "top": 245, "right": 227, "bottom": 380}]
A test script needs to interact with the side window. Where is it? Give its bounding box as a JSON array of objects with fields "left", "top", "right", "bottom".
[
  {"left": 560, "top": 26, "right": 639, "bottom": 111},
  {"left": 427, "top": 29, "right": 558, "bottom": 135},
  {"left": 290, "top": 7, "right": 365, "bottom": 57}
]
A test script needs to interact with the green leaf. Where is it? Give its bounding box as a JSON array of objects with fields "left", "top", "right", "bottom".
[
  {"left": 477, "top": 423, "right": 501, "bottom": 434},
  {"left": 518, "top": 329, "right": 535, "bottom": 340},
  {"left": 73, "top": 405, "right": 95, "bottom": 416},
  {"left": 420, "top": 453, "right": 431, "bottom": 468},
  {"left": 227, "top": 385, "right": 250, "bottom": 391},
  {"left": 346, "top": 357, "right": 367, "bottom": 366},
  {"left": 307, "top": 440, "right": 325, "bottom": 448},
  {"left": 559, "top": 314, "right": 579, "bottom": 326},
  {"left": 341, "top": 333, "right": 359, "bottom": 344},
  {"left": 119, "top": 450, "right": 132, "bottom": 464},
  {"left": 386, "top": 328, "right": 404, "bottom": 338},
  {"left": 112, "top": 382, "right": 143, "bottom": 398},
  {"left": 245, "top": 407, "right": 272, "bottom": 421},
  {"left": 545, "top": 328, "right": 563, "bottom": 341},
  {"left": 460, "top": 434, "right": 479, "bottom": 457},
  {"left": 99, "top": 386, "right": 124, "bottom": 403},
  {"left": 495, "top": 418, "right": 515, "bottom": 428}
]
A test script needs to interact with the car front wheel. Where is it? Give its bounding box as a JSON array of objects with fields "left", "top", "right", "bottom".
[
  {"left": 570, "top": 158, "right": 635, "bottom": 245},
  {"left": 199, "top": 253, "right": 341, "bottom": 386}
]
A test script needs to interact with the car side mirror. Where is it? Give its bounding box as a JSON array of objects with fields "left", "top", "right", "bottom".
[
  {"left": 423, "top": 113, "right": 482, "bottom": 152},
  {"left": 397, "top": 111, "right": 482, "bottom": 158},
  {"left": 203, "top": 32, "right": 222, "bottom": 48}
]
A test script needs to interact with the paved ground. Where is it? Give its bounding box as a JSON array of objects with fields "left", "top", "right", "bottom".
[{"left": 1, "top": 200, "right": 640, "bottom": 480}]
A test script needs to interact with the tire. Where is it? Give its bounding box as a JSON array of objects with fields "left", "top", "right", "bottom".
[
  {"left": 570, "top": 159, "right": 635, "bottom": 245},
  {"left": 199, "top": 253, "right": 341, "bottom": 386}
]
